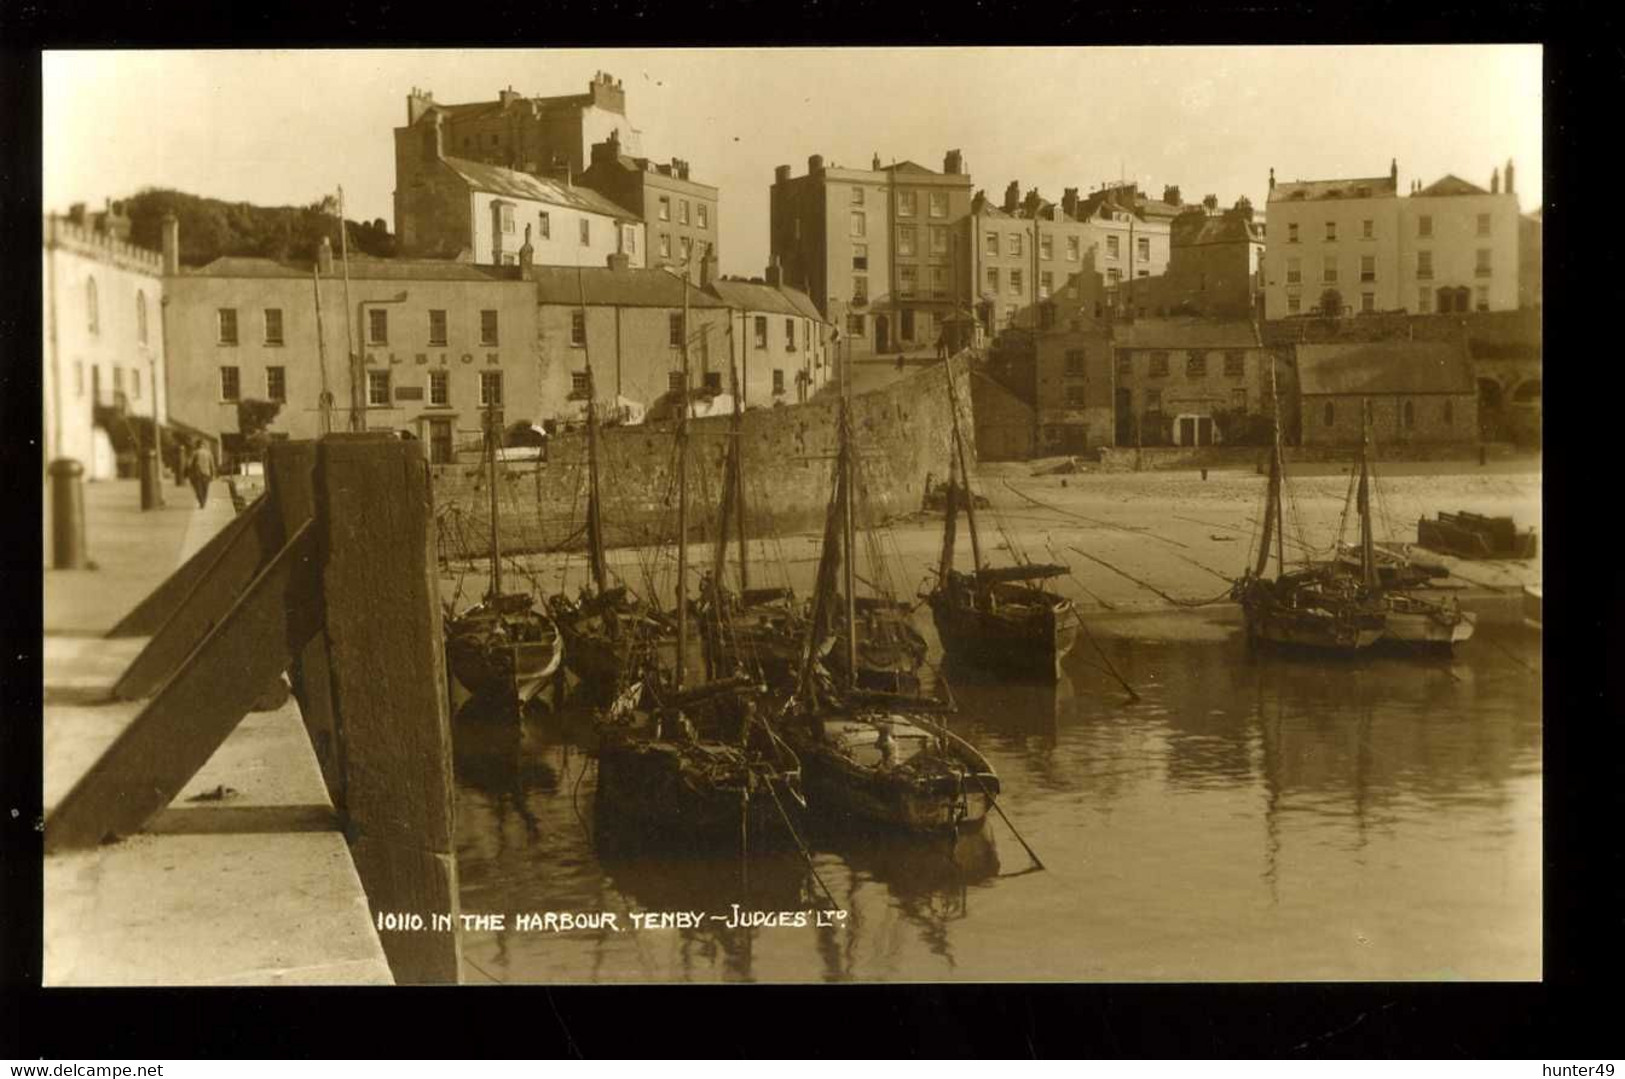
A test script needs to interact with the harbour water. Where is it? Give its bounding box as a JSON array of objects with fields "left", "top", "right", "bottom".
[{"left": 450, "top": 597, "right": 1541, "bottom": 983}]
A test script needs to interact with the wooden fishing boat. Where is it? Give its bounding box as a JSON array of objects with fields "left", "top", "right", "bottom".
[
  {"left": 924, "top": 357, "right": 1076, "bottom": 682},
  {"left": 445, "top": 405, "right": 564, "bottom": 703},
  {"left": 1418, "top": 510, "right": 1538, "bottom": 560}
]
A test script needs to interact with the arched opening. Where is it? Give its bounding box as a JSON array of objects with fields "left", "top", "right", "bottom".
[
  {"left": 875, "top": 314, "right": 890, "bottom": 353},
  {"left": 1477, "top": 377, "right": 1506, "bottom": 440}
]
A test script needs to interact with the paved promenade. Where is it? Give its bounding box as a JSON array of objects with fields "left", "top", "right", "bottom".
[{"left": 43, "top": 478, "right": 393, "bottom": 985}]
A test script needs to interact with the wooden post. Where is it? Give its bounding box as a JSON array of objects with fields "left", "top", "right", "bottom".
[{"left": 313, "top": 433, "right": 460, "bottom": 984}]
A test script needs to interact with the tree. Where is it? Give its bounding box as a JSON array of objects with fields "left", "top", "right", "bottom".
[
  {"left": 236, "top": 398, "right": 283, "bottom": 461},
  {"left": 122, "top": 187, "right": 395, "bottom": 267}
]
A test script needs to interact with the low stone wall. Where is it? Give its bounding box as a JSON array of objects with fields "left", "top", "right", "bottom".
[
  {"left": 1093, "top": 441, "right": 1524, "bottom": 473},
  {"left": 433, "top": 355, "right": 973, "bottom": 559}
]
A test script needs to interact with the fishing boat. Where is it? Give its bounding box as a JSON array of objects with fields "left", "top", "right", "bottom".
[
  {"left": 779, "top": 342, "right": 1000, "bottom": 833},
  {"left": 924, "top": 357, "right": 1076, "bottom": 682},
  {"left": 1418, "top": 510, "right": 1538, "bottom": 561},
  {"left": 444, "top": 406, "right": 565, "bottom": 704}
]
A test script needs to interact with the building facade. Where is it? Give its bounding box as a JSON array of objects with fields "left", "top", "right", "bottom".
[
  {"left": 1111, "top": 318, "right": 1273, "bottom": 448},
  {"left": 1295, "top": 340, "right": 1478, "bottom": 447},
  {"left": 708, "top": 271, "right": 834, "bottom": 409},
  {"left": 1129, "top": 202, "right": 1265, "bottom": 319},
  {"left": 770, "top": 151, "right": 975, "bottom": 357},
  {"left": 42, "top": 208, "right": 168, "bottom": 479},
  {"left": 1033, "top": 323, "right": 1115, "bottom": 454},
  {"left": 581, "top": 129, "right": 719, "bottom": 285}
]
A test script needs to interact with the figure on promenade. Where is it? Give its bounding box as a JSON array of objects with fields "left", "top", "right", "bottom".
[{"left": 186, "top": 441, "right": 216, "bottom": 509}]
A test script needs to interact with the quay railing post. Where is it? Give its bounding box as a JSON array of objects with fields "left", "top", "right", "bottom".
[{"left": 48, "top": 458, "right": 88, "bottom": 570}]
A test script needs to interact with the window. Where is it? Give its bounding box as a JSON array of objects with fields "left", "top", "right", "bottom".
[
  {"left": 900, "top": 265, "right": 918, "bottom": 297},
  {"left": 1040, "top": 234, "right": 1053, "bottom": 260},
  {"left": 929, "top": 192, "right": 948, "bottom": 218},
  {"left": 1475, "top": 286, "right": 1490, "bottom": 312},
  {"left": 1009, "top": 269, "right": 1023, "bottom": 295},
  {"left": 897, "top": 191, "right": 916, "bottom": 218},
  {"left": 1039, "top": 271, "right": 1053, "bottom": 299},
  {"left": 367, "top": 369, "right": 391, "bottom": 407},
  {"left": 570, "top": 372, "right": 590, "bottom": 398},
  {"left": 1224, "top": 350, "right": 1245, "bottom": 376},
  {"left": 114, "top": 368, "right": 124, "bottom": 400},
  {"left": 1186, "top": 351, "right": 1207, "bottom": 377},
  {"left": 430, "top": 370, "right": 449, "bottom": 406},
  {"left": 847, "top": 313, "right": 866, "bottom": 337},
  {"left": 985, "top": 231, "right": 998, "bottom": 256},
  {"left": 785, "top": 318, "right": 796, "bottom": 348},
  {"left": 1417, "top": 250, "right": 1433, "bottom": 280},
  {"left": 1137, "top": 237, "right": 1150, "bottom": 262},
  {"left": 136, "top": 291, "right": 148, "bottom": 344},
  {"left": 1443, "top": 399, "right": 1455, "bottom": 426},
  {"left": 480, "top": 370, "right": 503, "bottom": 407},
  {"left": 1476, "top": 213, "right": 1491, "bottom": 237},
  {"left": 1008, "top": 232, "right": 1022, "bottom": 257},
  {"left": 1360, "top": 255, "right": 1375, "bottom": 283},
  {"left": 930, "top": 265, "right": 948, "bottom": 297},
  {"left": 1149, "top": 351, "right": 1169, "bottom": 377},
  {"left": 1065, "top": 349, "right": 1086, "bottom": 376},
  {"left": 931, "top": 225, "right": 948, "bottom": 255},
  {"left": 1322, "top": 256, "right": 1338, "bottom": 284},
  {"left": 986, "top": 268, "right": 999, "bottom": 294},
  {"left": 539, "top": 211, "right": 551, "bottom": 239},
  {"left": 702, "top": 371, "right": 722, "bottom": 393},
  {"left": 368, "top": 309, "right": 388, "bottom": 345},
  {"left": 500, "top": 203, "right": 515, "bottom": 234},
  {"left": 897, "top": 225, "right": 916, "bottom": 257},
  {"left": 678, "top": 200, "right": 690, "bottom": 226},
  {"left": 1065, "top": 385, "right": 1087, "bottom": 408},
  {"left": 1232, "top": 388, "right": 1247, "bottom": 410},
  {"left": 681, "top": 237, "right": 693, "bottom": 263},
  {"left": 428, "top": 309, "right": 448, "bottom": 346},
  {"left": 697, "top": 204, "right": 708, "bottom": 229},
  {"left": 852, "top": 243, "right": 868, "bottom": 271},
  {"left": 1107, "top": 267, "right": 1122, "bottom": 286},
  {"left": 850, "top": 212, "right": 866, "bottom": 238},
  {"left": 571, "top": 311, "right": 586, "bottom": 346},
  {"left": 1323, "top": 401, "right": 1335, "bottom": 426},
  {"left": 669, "top": 313, "right": 684, "bottom": 348},
  {"left": 480, "top": 310, "right": 499, "bottom": 346},
  {"left": 1403, "top": 400, "right": 1415, "bottom": 429},
  {"left": 1324, "top": 221, "right": 1337, "bottom": 242},
  {"left": 851, "top": 187, "right": 864, "bottom": 206},
  {"left": 773, "top": 369, "right": 786, "bottom": 395},
  {"left": 1106, "top": 235, "right": 1120, "bottom": 259},
  {"left": 669, "top": 371, "right": 686, "bottom": 393},
  {"left": 1362, "top": 219, "right": 1374, "bottom": 240},
  {"left": 658, "top": 196, "right": 671, "bottom": 221},
  {"left": 1417, "top": 287, "right": 1433, "bottom": 313},
  {"left": 1475, "top": 248, "right": 1492, "bottom": 277},
  {"left": 266, "top": 366, "right": 286, "bottom": 402},
  {"left": 579, "top": 219, "right": 591, "bottom": 246},
  {"left": 1067, "top": 236, "right": 1080, "bottom": 261},
  {"left": 132, "top": 369, "right": 141, "bottom": 400},
  {"left": 852, "top": 276, "right": 869, "bottom": 304},
  {"left": 1361, "top": 292, "right": 1375, "bottom": 313},
  {"left": 1287, "top": 293, "right": 1302, "bottom": 314},
  {"left": 901, "top": 309, "right": 918, "bottom": 342},
  {"left": 1146, "top": 388, "right": 1162, "bottom": 413},
  {"left": 1286, "top": 257, "right": 1302, "bottom": 284},
  {"left": 86, "top": 277, "right": 99, "bottom": 334},
  {"left": 1418, "top": 215, "right": 1433, "bottom": 238},
  {"left": 754, "top": 316, "right": 768, "bottom": 348},
  {"left": 625, "top": 227, "right": 637, "bottom": 255},
  {"left": 659, "top": 233, "right": 671, "bottom": 258},
  {"left": 217, "top": 308, "right": 239, "bottom": 345},
  {"left": 1116, "top": 351, "right": 1131, "bottom": 375},
  {"left": 1287, "top": 222, "right": 1299, "bottom": 243},
  {"left": 264, "top": 308, "right": 284, "bottom": 345}
]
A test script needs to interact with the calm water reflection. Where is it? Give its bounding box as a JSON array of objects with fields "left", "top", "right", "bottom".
[{"left": 452, "top": 600, "right": 1541, "bottom": 982}]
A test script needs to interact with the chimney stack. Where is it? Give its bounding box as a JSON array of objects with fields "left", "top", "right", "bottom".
[
  {"left": 808, "top": 154, "right": 824, "bottom": 174},
  {"left": 765, "top": 256, "right": 783, "bottom": 288},
  {"left": 606, "top": 252, "right": 630, "bottom": 271},
  {"left": 422, "top": 112, "right": 444, "bottom": 163},
  {"left": 162, "top": 213, "right": 180, "bottom": 276},
  {"left": 1491, "top": 167, "right": 1500, "bottom": 194},
  {"left": 499, "top": 85, "right": 521, "bottom": 107},
  {"left": 701, "top": 248, "right": 718, "bottom": 289},
  {"left": 1003, "top": 181, "right": 1020, "bottom": 213},
  {"left": 1062, "top": 187, "right": 1079, "bottom": 217},
  {"left": 68, "top": 202, "right": 86, "bottom": 226},
  {"left": 1023, "top": 188, "right": 1041, "bottom": 217},
  {"left": 1268, "top": 167, "right": 1275, "bottom": 192},
  {"left": 872, "top": 153, "right": 882, "bottom": 172},
  {"left": 944, "top": 149, "right": 963, "bottom": 175},
  {"left": 774, "top": 164, "right": 792, "bottom": 184},
  {"left": 518, "top": 223, "right": 535, "bottom": 275},
  {"left": 1163, "top": 184, "right": 1181, "bottom": 206},
  {"left": 1505, "top": 158, "right": 1516, "bottom": 196},
  {"left": 1390, "top": 158, "right": 1398, "bottom": 185}
]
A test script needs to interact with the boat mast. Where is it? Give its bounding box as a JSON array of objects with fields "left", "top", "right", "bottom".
[
  {"left": 938, "top": 422, "right": 960, "bottom": 585},
  {"left": 1358, "top": 397, "right": 1377, "bottom": 589},
  {"left": 1267, "top": 355, "right": 1286, "bottom": 577},
  {"left": 841, "top": 332, "right": 858, "bottom": 690},
  {"left": 732, "top": 342, "right": 749, "bottom": 593},
  {"left": 486, "top": 397, "right": 502, "bottom": 600},
  {"left": 577, "top": 269, "right": 608, "bottom": 594},
  {"left": 675, "top": 263, "right": 692, "bottom": 689},
  {"left": 943, "top": 356, "right": 984, "bottom": 573}
]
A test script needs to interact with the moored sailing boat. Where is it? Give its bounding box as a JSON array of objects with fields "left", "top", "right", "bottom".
[
  {"left": 925, "top": 357, "right": 1076, "bottom": 682},
  {"left": 444, "top": 405, "right": 565, "bottom": 704}
]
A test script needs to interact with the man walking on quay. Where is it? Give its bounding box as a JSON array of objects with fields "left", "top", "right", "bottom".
[{"left": 186, "top": 440, "right": 217, "bottom": 509}]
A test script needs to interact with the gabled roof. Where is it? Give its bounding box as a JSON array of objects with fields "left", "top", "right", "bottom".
[
  {"left": 440, "top": 156, "right": 639, "bottom": 222},
  {"left": 1111, "top": 318, "right": 1262, "bottom": 350},
  {"left": 880, "top": 160, "right": 939, "bottom": 175},
  {"left": 529, "top": 265, "right": 728, "bottom": 308},
  {"left": 1296, "top": 340, "right": 1474, "bottom": 396},
  {"left": 1269, "top": 176, "right": 1397, "bottom": 203},
  {"left": 185, "top": 255, "right": 517, "bottom": 281},
  {"left": 1171, "top": 212, "right": 1260, "bottom": 247},
  {"left": 1413, "top": 174, "right": 1492, "bottom": 198},
  {"left": 707, "top": 279, "right": 830, "bottom": 322}
]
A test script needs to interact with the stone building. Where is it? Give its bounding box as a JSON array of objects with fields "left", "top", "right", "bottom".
[
  {"left": 580, "top": 129, "right": 719, "bottom": 285},
  {"left": 1130, "top": 201, "right": 1265, "bottom": 320},
  {"left": 1033, "top": 323, "right": 1115, "bottom": 455},
  {"left": 707, "top": 268, "right": 834, "bottom": 409},
  {"left": 42, "top": 206, "right": 169, "bottom": 480},
  {"left": 968, "top": 368, "right": 1036, "bottom": 461},
  {"left": 1263, "top": 158, "right": 1523, "bottom": 320},
  {"left": 770, "top": 150, "right": 975, "bottom": 357},
  {"left": 1295, "top": 339, "right": 1478, "bottom": 447},
  {"left": 1111, "top": 318, "right": 1273, "bottom": 448},
  {"left": 393, "top": 117, "right": 643, "bottom": 267},
  {"left": 1518, "top": 209, "right": 1542, "bottom": 310}
]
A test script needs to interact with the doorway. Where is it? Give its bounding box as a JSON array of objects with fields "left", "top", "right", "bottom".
[
  {"left": 875, "top": 315, "right": 890, "bottom": 353},
  {"left": 429, "top": 418, "right": 454, "bottom": 464}
]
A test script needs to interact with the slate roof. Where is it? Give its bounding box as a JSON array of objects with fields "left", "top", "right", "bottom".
[
  {"left": 186, "top": 255, "right": 516, "bottom": 281},
  {"left": 1269, "top": 175, "right": 1398, "bottom": 203},
  {"left": 1296, "top": 340, "right": 1475, "bottom": 396},
  {"left": 707, "top": 279, "right": 829, "bottom": 321},
  {"left": 1111, "top": 318, "right": 1262, "bottom": 350},
  {"left": 441, "top": 156, "right": 639, "bottom": 222},
  {"left": 529, "top": 265, "right": 728, "bottom": 308},
  {"left": 1413, "top": 174, "right": 1492, "bottom": 198},
  {"left": 1171, "top": 212, "right": 1260, "bottom": 247}
]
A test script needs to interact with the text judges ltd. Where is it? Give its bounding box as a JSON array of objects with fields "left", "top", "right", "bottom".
[{"left": 376, "top": 907, "right": 851, "bottom": 933}]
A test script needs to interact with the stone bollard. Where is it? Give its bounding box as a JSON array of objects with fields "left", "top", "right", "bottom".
[
  {"left": 1201, "top": 468, "right": 1209, "bottom": 481},
  {"left": 49, "top": 458, "right": 88, "bottom": 570},
  {"left": 139, "top": 449, "right": 162, "bottom": 510}
]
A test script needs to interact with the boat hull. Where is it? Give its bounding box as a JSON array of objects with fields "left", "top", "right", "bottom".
[
  {"left": 593, "top": 737, "right": 802, "bottom": 849},
  {"left": 445, "top": 602, "right": 564, "bottom": 704},
  {"left": 929, "top": 591, "right": 1078, "bottom": 681},
  {"left": 1242, "top": 603, "right": 1385, "bottom": 652},
  {"left": 1381, "top": 607, "right": 1477, "bottom": 647}
]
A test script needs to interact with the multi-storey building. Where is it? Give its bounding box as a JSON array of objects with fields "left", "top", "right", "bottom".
[
  {"left": 1111, "top": 318, "right": 1273, "bottom": 448},
  {"left": 1033, "top": 323, "right": 1115, "bottom": 455},
  {"left": 42, "top": 205, "right": 168, "bottom": 479},
  {"left": 580, "top": 129, "right": 719, "bottom": 286},
  {"left": 1263, "top": 159, "right": 1522, "bottom": 320},
  {"left": 708, "top": 268, "right": 834, "bottom": 409},
  {"left": 1128, "top": 201, "right": 1265, "bottom": 319},
  {"left": 394, "top": 113, "right": 643, "bottom": 266},
  {"left": 770, "top": 150, "right": 974, "bottom": 357}
]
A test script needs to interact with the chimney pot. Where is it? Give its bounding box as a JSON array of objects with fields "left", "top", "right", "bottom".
[
  {"left": 1505, "top": 158, "right": 1516, "bottom": 196},
  {"left": 872, "top": 153, "right": 882, "bottom": 172},
  {"left": 162, "top": 213, "right": 181, "bottom": 276},
  {"left": 607, "top": 252, "right": 630, "bottom": 271},
  {"left": 808, "top": 154, "right": 824, "bottom": 173},
  {"left": 1003, "top": 181, "right": 1020, "bottom": 213},
  {"left": 774, "top": 164, "right": 792, "bottom": 184}
]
